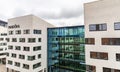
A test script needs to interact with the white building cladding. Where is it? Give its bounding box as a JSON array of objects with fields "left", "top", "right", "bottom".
[
  {"left": 6, "top": 15, "right": 54, "bottom": 72},
  {"left": 85, "top": 0, "right": 120, "bottom": 72},
  {"left": 0, "top": 26, "right": 7, "bottom": 64}
]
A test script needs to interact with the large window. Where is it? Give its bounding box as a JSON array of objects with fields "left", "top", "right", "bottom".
[
  {"left": 86, "top": 65, "right": 96, "bottom": 72},
  {"left": 15, "top": 62, "right": 20, "bottom": 67},
  {"left": 24, "top": 29, "right": 30, "bottom": 34},
  {"left": 33, "top": 62, "right": 41, "bottom": 69},
  {"left": 23, "top": 47, "right": 30, "bottom": 51},
  {"left": 114, "top": 22, "right": 120, "bottom": 30},
  {"left": 33, "top": 46, "right": 41, "bottom": 51},
  {"left": 28, "top": 56, "right": 35, "bottom": 61},
  {"left": 28, "top": 38, "right": 36, "bottom": 43},
  {"left": 12, "top": 38, "right": 17, "bottom": 42},
  {"left": 11, "top": 53, "right": 16, "bottom": 58},
  {"left": 19, "top": 54, "right": 25, "bottom": 59},
  {"left": 85, "top": 38, "right": 95, "bottom": 44},
  {"left": 34, "top": 29, "right": 41, "bottom": 34},
  {"left": 103, "top": 67, "right": 120, "bottom": 72},
  {"left": 15, "top": 46, "right": 21, "bottom": 50},
  {"left": 23, "top": 64, "right": 29, "bottom": 69},
  {"left": 9, "top": 31, "right": 13, "bottom": 35},
  {"left": 8, "top": 60, "right": 13, "bottom": 65},
  {"left": 89, "top": 24, "right": 107, "bottom": 31},
  {"left": 102, "top": 38, "right": 120, "bottom": 45},
  {"left": 90, "top": 52, "right": 108, "bottom": 60},
  {"left": 16, "top": 30, "right": 21, "bottom": 34},
  {"left": 19, "top": 38, "right": 25, "bottom": 42}
]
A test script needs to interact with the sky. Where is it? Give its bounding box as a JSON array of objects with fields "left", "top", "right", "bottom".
[{"left": 0, "top": 0, "right": 97, "bottom": 27}]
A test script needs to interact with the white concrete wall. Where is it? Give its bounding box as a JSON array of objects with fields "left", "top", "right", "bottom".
[{"left": 84, "top": 0, "right": 120, "bottom": 72}]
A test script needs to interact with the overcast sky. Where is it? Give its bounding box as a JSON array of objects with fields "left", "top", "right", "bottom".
[{"left": 0, "top": 0, "right": 96, "bottom": 26}]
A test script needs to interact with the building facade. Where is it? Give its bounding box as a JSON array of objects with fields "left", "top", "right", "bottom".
[
  {"left": 84, "top": 0, "right": 120, "bottom": 72},
  {"left": 47, "top": 26, "right": 86, "bottom": 72},
  {"left": 0, "top": 21, "right": 7, "bottom": 64},
  {"left": 6, "top": 15, "right": 54, "bottom": 72}
]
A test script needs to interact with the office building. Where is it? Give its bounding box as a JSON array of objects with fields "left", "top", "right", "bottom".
[
  {"left": 47, "top": 26, "right": 85, "bottom": 72},
  {"left": 0, "top": 20, "right": 7, "bottom": 64},
  {"left": 84, "top": 0, "right": 120, "bottom": 72},
  {"left": 6, "top": 15, "right": 54, "bottom": 72}
]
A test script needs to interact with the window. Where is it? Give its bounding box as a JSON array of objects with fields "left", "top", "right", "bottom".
[
  {"left": 23, "top": 64, "right": 29, "bottom": 69},
  {"left": 38, "top": 38, "right": 41, "bottom": 42},
  {"left": 116, "top": 53, "right": 120, "bottom": 61},
  {"left": 19, "top": 38, "right": 25, "bottom": 42},
  {"left": 33, "top": 46, "right": 41, "bottom": 51},
  {"left": 24, "top": 29, "right": 30, "bottom": 34},
  {"left": 28, "top": 38, "right": 36, "bottom": 43},
  {"left": 8, "top": 45, "right": 13, "bottom": 50},
  {"left": 34, "top": 29, "right": 41, "bottom": 34},
  {"left": 16, "top": 30, "right": 21, "bottom": 34},
  {"left": 38, "top": 54, "right": 41, "bottom": 59},
  {"left": 19, "top": 54, "right": 25, "bottom": 59},
  {"left": 7, "top": 53, "right": 9, "bottom": 56},
  {"left": 15, "top": 46, "right": 21, "bottom": 50},
  {"left": 28, "top": 56, "right": 35, "bottom": 61},
  {"left": 23, "top": 47, "right": 30, "bottom": 51},
  {"left": 90, "top": 52, "right": 108, "bottom": 60},
  {"left": 86, "top": 65, "right": 96, "bottom": 72},
  {"left": 114, "top": 22, "right": 120, "bottom": 30},
  {"left": 85, "top": 38, "right": 95, "bottom": 44},
  {"left": 9, "top": 31, "right": 13, "bottom": 35},
  {"left": 6, "top": 38, "right": 10, "bottom": 42},
  {"left": 15, "top": 62, "right": 20, "bottom": 67},
  {"left": 8, "top": 60, "right": 12, "bottom": 65},
  {"left": 12, "top": 38, "right": 17, "bottom": 42},
  {"left": 102, "top": 38, "right": 120, "bottom": 45},
  {"left": 89, "top": 23, "right": 107, "bottom": 31},
  {"left": 103, "top": 67, "right": 120, "bottom": 72},
  {"left": 33, "top": 62, "right": 41, "bottom": 69},
  {"left": 11, "top": 53, "right": 16, "bottom": 58},
  {"left": 0, "top": 38, "right": 3, "bottom": 41}
]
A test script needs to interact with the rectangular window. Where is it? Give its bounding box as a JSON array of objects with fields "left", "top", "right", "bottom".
[
  {"left": 6, "top": 38, "right": 10, "bottom": 42},
  {"left": 85, "top": 38, "right": 95, "bottom": 44},
  {"left": 15, "top": 46, "right": 21, "bottom": 50},
  {"left": 8, "top": 60, "right": 12, "bottom": 65},
  {"left": 86, "top": 65, "right": 96, "bottom": 72},
  {"left": 33, "top": 62, "right": 41, "bottom": 69},
  {"left": 19, "top": 38, "right": 25, "bottom": 42},
  {"left": 114, "top": 22, "right": 120, "bottom": 30},
  {"left": 11, "top": 53, "right": 16, "bottom": 58},
  {"left": 116, "top": 53, "right": 120, "bottom": 61},
  {"left": 33, "top": 46, "right": 41, "bottom": 51},
  {"left": 12, "top": 38, "right": 17, "bottom": 42},
  {"left": 16, "top": 30, "right": 21, "bottom": 34},
  {"left": 23, "top": 64, "right": 29, "bottom": 69},
  {"left": 28, "top": 38, "right": 36, "bottom": 43},
  {"left": 90, "top": 52, "right": 108, "bottom": 60},
  {"left": 8, "top": 45, "right": 13, "bottom": 50},
  {"left": 23, "top": 29, "right": 30, "bottom": 34},
  {"left": 103, "top": 67, "right": 120, "bottom": 72},
  {"left": 89, "top": 23, "right": 107, "bottom": 31},
  {"left": 102, "top": 38, "right": 120, "bottom": 45},
  {"left": 38, "top": 54, "right": 41, "bottom": 59},
  {"left": 23, "top": 47, "right": 30, "bottom": 51},
  {"left": 38, "top": 38, "right": 41, "bottom": 42},
  {"left": 28, "top": 56, "right": 35, "bottom": 61},
  {"left": 9, "top": 31, "right": 13, "bottom": 35},
  {"left": 15, "top": 62, "right": 20, "bottom": 67},
  {"left": 34, "top": 29, "right": 41, "bottom": 34},
  {"left": 19, "top": 54, "right": 25, "bottom": 59}
]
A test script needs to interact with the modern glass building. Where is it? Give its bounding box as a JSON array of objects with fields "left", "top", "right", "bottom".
[{"left": 47, "top": 26, "right": 85, "bottom": 72}]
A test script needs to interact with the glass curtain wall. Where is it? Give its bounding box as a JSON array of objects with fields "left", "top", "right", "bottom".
[{"left": 47, "top": 26, "right": 85, "bottom": 72}]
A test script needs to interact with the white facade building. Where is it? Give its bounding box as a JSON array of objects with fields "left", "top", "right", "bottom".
[
  {"left": 85, "top": 0, "right": 120, "bottom": 72},
  {"left": 0, "top": 25, "right": 7, "bottom": 65},
  {"left": 6, "top": 15, "right": 54, "bottom": 72}
]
